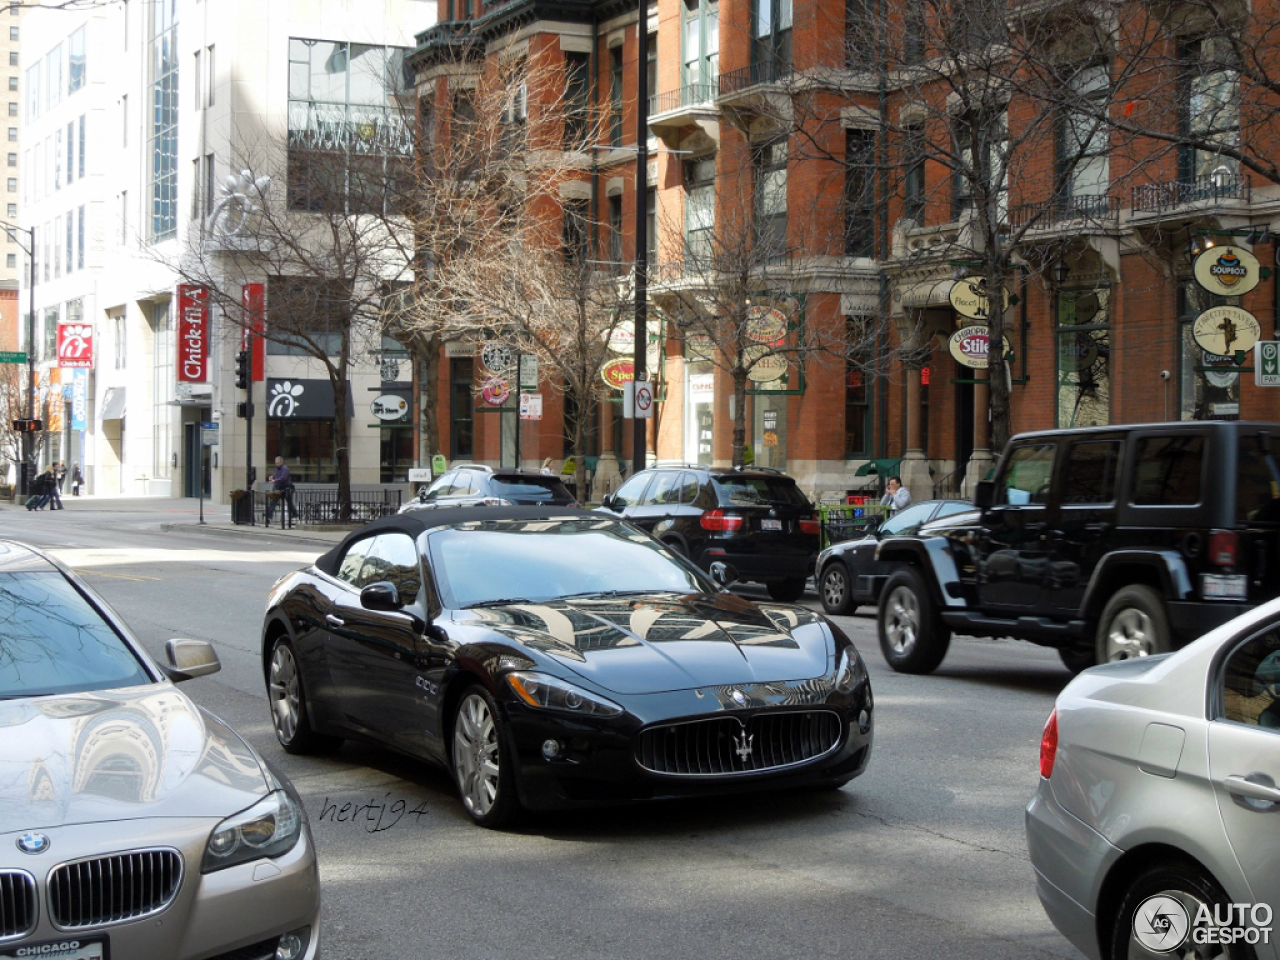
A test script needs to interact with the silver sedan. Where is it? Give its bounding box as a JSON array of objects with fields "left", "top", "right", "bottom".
[
  {"left": 0, "top": 541, "right": 320, "bottom": 960},
  {"left": 1026, "top": 596, "right": 1280, "bottom": 960}
]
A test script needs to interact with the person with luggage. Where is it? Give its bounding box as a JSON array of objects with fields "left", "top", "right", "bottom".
[
  {"left": 49, "top": 463, "right": 64, "bottom": 510},
  {"left": 26, "top": 467, "right": 55, "bottom": 511}
]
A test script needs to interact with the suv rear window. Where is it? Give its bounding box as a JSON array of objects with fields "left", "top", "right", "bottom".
[
  {"left": 1236, "top": 434, "right": 1280, "bottom": 523},
  {"left": 711, "top": 475, "right": 810, "bottom": 508},
  {"left": 490, "top": 476, "right": 572, "bottom": 502},
  {"left": 1133, "top": 435, "right": 1204, "bottom": 505}
]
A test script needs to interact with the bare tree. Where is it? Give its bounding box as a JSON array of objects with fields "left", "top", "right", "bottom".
[{"left": 402, "top": 50, "right": 630, "bottom": 494}]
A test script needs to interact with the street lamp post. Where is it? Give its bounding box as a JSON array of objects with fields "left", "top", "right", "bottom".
[{"left": 2, "top": 221, "right": 36, "bottom": 496}]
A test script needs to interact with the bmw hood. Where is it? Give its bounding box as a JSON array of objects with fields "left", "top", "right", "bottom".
[
  {"left": 0, "top": 686, "right": 272, "bottom": 829},
  {"left": 460, "top": 593, "right": 834, "bottom": 694}
]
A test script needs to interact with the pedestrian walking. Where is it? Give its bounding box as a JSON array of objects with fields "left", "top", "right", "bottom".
[
  {"left": 71, "top": 463, "right": 83, "bottom": 495},
  {"left": 49, "top": 463, "right": 65, "bottom": 510},
  {"left": 26, "top": 467, "right": 54, "bottom": 510},
  {"left": 267, "top": 456, "right": 295, "bottom": 526}
]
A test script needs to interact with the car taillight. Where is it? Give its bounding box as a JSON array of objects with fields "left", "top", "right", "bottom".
[
  {"left": 1040, "top": 709, "right": 1058, "bottom": 780},
  {"left": 701, "top": 509, "right": 744, "bottom": 533},
  {"left": 799, "top": 515, "right": 820, "bottom": 536},
  {"left": 1208, "top": 529, "right": 1238, "bottom": 567}
]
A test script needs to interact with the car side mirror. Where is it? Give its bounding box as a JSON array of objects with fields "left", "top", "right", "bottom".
[
  {"left": 163, "top": 639, "right": 221, "bottom": 682},
  {"left": 418, "top": 489, "right": 428, "bottom": 502},
  {"left": 361, "top": 581, "right": 403, "bottom": 612},
  {"left": 974, "top": 480, "right": 994, "bottom": 510},
  {"left": 709, "top": 561, "right": 739, "bottom": 589},
  {"left": 600, "top": 494, "right": 615, "bottom": 510}
]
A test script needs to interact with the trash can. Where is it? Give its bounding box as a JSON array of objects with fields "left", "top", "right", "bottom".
[{"left": 231, "top": 492, "right": 255, "bottom": 526}]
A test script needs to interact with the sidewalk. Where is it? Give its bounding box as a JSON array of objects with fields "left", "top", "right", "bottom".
[{"left": 1, "top": 492, "right": 351, "bottom": 544}]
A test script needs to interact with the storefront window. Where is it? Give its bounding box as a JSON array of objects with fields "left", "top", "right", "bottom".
[
  {"left": 1055, "top": 286, "right": 1111, "bottom": 428},
  {"left": 380, "top": 427, "right": 413, "bottom": 482},
  {"left": 269, "top": 420, "right": 337, "bottom": 483},
  {"left": 752, "top": 386, "right": 787, "bottom": 469},
  {"left": 684, "top": 361, "right": 714, "bottom": 465}
]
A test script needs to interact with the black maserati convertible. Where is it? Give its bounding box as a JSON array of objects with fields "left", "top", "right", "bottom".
[{"left": 260, "top": 506, "right": 874, "bottom": 827}]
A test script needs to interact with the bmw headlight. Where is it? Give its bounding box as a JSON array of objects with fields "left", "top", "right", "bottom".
[
  {"left": 834, "top": 645, "right": 867, "bottom": 694},
  {"left": 203, "top": 790, "right": 303, "bottom": 873},
  {"left": 507, "top": 671, "right": 623, "bottom": 717}
]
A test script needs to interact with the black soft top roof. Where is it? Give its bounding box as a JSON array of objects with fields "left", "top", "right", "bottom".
[{"left": 313, "top": 505, "right": 591, "bottom": 576}]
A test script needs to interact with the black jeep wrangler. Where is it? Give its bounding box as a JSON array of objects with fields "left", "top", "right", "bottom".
[{"left": 875, "top": 421, "right": 1280, "bottom": 674}]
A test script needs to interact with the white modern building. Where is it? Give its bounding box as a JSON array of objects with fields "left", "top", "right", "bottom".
[{"left": 20, "top": 0, "right": 432, "bottom": 498}]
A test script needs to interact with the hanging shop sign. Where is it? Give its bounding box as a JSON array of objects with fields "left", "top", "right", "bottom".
[
  {"left": 481, "top": 341, "right": 516, "bottom": 374},
  {"left": 370, "top": 394, "right": 409, "bottom": 422},
  {"left": 948, "top": 325, "right": 1012, "bottom": 369},
  {"left": 57, "top": 323, "right": 94, "bottom": 369},
  {"left": 1191, "top": 305, "right": 1261, "bottom": 358},
  {"left": 745, "top": 305, "right": 789, "bottom": 344},
  {"left": 266, "top": 379, "right": 356, "bottom": 419},
  {"left": 948, "top": 277, "right": 1010, "bottom": 322},
  {"left": 608, "top": 321, "right": 636, "bottom": 355},
  {"left": 176, "top": 284, "right": 209, "bottom": 383},
  {"left": 744, "top": 347, "right": 788, "bottom": 383},
  {"left": 1193, "top": 246, "right": 1262, "bottom": 297},
  {"left": 480, "top": 376, "right": 510, "bottom": 406},
  {"left": 601, "top": 357, "right": 635, "bottom": 389}
]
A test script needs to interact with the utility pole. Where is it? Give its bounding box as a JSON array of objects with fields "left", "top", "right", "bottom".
[{"left": 632, "top": 12, "right": 649, "bottom": 474}]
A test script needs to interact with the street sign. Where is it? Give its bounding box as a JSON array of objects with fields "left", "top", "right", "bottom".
[
  {"left": 519, "top": 392, "right": 543, "bottom": 420},
  {"left": 519, "top": 355, "right": 539, "bottom": 389},
  {"left": 634, "top": 380, "right": 654, "bottom": 419},
  {"left": 201, "top": 421, "right": 219, "bottom": 446},
  {"left": 1255, "top": 341, "right": 1280, "bottom": 386},
  {"left": 0, "top": 351, "right": 27, "bottom": 363}
]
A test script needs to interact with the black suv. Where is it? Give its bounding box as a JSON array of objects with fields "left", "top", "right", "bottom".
[
  {"left": 596, "top": 465, "right": 820, "bottom": 601},
  {"left": 875, "top": 421, "right": 1280, "bottom": 674},
  {"left": 401, "top": 464, "right": 576, "bottom": 514}
]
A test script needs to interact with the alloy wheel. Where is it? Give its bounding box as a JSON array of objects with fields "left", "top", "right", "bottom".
[
  {"left": 268, "top": 642, "right": 301, "bottom": 745},
  {"left": 883, "top": 584, "right": 920, "bottom": 656},
  {"left": 453, "top": 692, "right": 501, "bottom": 819}
]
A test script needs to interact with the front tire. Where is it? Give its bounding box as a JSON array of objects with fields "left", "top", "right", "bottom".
[
  {"left": 878, "top": 566, "right": 951, "bottom": 674},
  {"left": 767, "top": 577, "right": 808, "bottom": 602},
  {"left": 819, "top": 563, "right": 857, "bottom": 615},
  {"left": 267, "top": 637, "right": 341, "bottom": 755},
  {"left": 1096, "top": 585, "right": 1171, "bottom": 664},
  {"left": 1108, "top": 860, "right": 1257, "bottom": 960},
  {"left": 451, "top": 686, "right": 522, "bottom": 829}
]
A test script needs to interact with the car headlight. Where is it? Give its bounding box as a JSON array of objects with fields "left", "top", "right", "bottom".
[
  {"left": 507, "top": 671, "right": 624, "bottom": 717},
  {"left": 834, "top": 645, "right": 867, "bottom": 694},
  {"left": 203, "top": 789, "right": 303, "bottom": 873}
]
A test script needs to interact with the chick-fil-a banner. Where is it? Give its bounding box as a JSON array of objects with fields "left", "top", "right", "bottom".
[
  {"left": 57, "top": 323, "right": 94, "bottom": 369},
  {"left": 177, "top": 284, "right": 209, "bottom": 382}
]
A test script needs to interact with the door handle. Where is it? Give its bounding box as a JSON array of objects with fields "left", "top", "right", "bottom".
[
  {"left": 1224, "top": 774, "right": 1280, "bottom": 806},
  {"left": 325, "top": 613, "right": 345, "bottom": 627}
]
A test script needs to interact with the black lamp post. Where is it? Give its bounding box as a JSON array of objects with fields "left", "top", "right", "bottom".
[{"left": 2, "top": 221, "right": 36, "bottom": 496}]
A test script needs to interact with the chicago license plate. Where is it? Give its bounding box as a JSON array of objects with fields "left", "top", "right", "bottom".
[
  {"left": 760, "top": 519, "right": 782, "bottom": 531},
  {"left": 1, "top": 938, "right": 106, "bottom": 960},
  {"left": 1202, "top": 574, "right": 1247, "bottom": 600}
]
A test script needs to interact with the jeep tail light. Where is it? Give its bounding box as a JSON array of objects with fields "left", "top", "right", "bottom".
[
  {"left": 700, "top": 509, "right": 744, "bottom": 533},
  {"left": 799, "top": 515, "right": 820, "bottom": 536},
  {"left": 1208, "top": 529, "right": 1239, "bottom": 567},
  {"left": 1040, "top": 709, "right": 1058, "bottom": 780}
]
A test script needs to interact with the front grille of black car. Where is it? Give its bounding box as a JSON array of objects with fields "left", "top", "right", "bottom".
[
  {"left": 0, "top": 870, "right": 37, "bottom": 939},
  {"left": 636, "top": 710, "right": 843, "bottom": 776},
  {"left": 48, "top": 849, "right": 182, "bottom": 928}
]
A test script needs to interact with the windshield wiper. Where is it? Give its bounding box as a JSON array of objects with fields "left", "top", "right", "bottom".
[{"left": 466, "top": 597, "right": 537, "bottom": 608}]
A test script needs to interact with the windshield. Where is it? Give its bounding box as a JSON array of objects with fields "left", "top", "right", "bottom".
[
  {"left": 427, "top": 518, "right": 712, "bottom": 608},
  {"left": 881, "top": 500, "right": 972, "bottom": 536},
  {"left": 0, "top": 572, "right": 152, "bottom": 699}
]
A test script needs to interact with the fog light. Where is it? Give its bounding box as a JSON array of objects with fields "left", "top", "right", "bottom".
[
  {"left": 542, "top": 739, "right": 562, "bottom": 759},
  {"left": 275, "top": 928, "right": 308, "bottom": 960},
  {"left": 858, "top": 710, "right": 871, "bottom": 734}
]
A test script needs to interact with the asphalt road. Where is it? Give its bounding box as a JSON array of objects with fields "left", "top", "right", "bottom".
[{"left": 7, "top": 500, "right": 1085, "bottom": 960}]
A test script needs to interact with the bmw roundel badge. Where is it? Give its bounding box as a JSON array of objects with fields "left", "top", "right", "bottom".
[{"left": 17, "top": 832, "right": 50, "bottom": 855}]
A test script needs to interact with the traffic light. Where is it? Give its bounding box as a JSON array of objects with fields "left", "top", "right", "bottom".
[
  {"left": 11, "top": 418, "right": 42, "bottom": 433},
  {"left": 234, "top": 349, "right": 251, "bottom": 389}
]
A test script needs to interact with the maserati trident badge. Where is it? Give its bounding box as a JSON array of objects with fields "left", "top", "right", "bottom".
[
  {"left": 734, "top": 731, "right": 754, "bottom": 762},
  {"left": 731, "top": 689, "right": 747, "bottom": 706},
  {"left": 17, "top": 832, "right": 50, "bottom": 855}
]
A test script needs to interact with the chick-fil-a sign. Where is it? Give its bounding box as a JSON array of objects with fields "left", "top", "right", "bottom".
[{"left": 177, "top": 284, "right": 209, "bottom": 382}]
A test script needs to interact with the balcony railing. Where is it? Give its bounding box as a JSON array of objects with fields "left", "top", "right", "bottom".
[
  {"left": 1007, "top": 194, "right": 1119, "bottom": 232},
  {"left": 649, "top": 82, "right": 718, "bottom": 117},
  {"left": 718, "top": 58, "right": 793, "bottom": 98},
  {"left": 1131, "top": 172, "right": 1251, "bottom": 215}
]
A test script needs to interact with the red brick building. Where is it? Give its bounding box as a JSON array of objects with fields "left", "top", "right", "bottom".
[{"left": 409, "top": 0, "right": 1280, "bottom": 502}]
